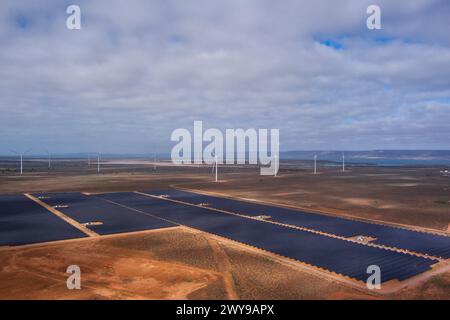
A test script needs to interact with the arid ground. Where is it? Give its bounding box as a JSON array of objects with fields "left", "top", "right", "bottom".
[{"left": 0, "top": 160, "right": 449, "bottom": 299}]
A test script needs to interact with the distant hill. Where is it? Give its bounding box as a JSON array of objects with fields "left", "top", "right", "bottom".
[
  {"left": 1, "top": 150, "right": 449, "bottom": 166},
  {"left": 281, "top": 150, "right": 450, "bottom": 166}
]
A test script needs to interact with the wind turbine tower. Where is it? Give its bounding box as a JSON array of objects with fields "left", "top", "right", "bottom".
[
  {"left": 11, "top": 149, "right": 30, "bottom": 175},
  {"left": 342, "top": 152, "right": 345, "bottom": 172},
  {"left": 314, "top": 154, "right": 317, "bottom": 175},
  {"left": 45, "top": 149, "right": 51, "bottom": 170},
  {"left": 97, "top": 153, "right": 101, "bottom": 174}
]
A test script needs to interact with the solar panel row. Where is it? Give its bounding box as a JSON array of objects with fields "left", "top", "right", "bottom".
[
  {"left": 147, "top": 189, "right": 450, "bottom": 259},
  {"left": 95, "top": 192, "right": 437, "bottom": 283},
  {"left": 0, "top": 194, "right": 86, "bottom": 246},
  {"left": 32, "top": 192, "right": 175, "bottom": 235}
]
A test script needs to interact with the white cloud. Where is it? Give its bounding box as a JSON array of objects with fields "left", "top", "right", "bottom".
[{"left": 0, "top": 0, "right": 449, "bottom": 153}]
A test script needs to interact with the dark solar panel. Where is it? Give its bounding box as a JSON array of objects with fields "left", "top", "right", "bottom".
[
  {"left": 0, "top": 194, "right": 87, "bottom": 246},
  {"left": 96, "top": 192, "right": 437, "bottom": 283},
  {"left": 146, "top": 189, "right": 450, "bottom": 259},
  {"left": 33, "top": 192, "right": 175, "bottom": 235}
]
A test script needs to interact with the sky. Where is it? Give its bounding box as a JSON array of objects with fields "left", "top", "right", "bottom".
[{"left": 0, "top": 0, "right": 449, "bottom": 154}]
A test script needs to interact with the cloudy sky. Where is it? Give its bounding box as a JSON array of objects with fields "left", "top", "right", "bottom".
[{"left": 0, "top": 0, "right": 449, "bottom": 154}]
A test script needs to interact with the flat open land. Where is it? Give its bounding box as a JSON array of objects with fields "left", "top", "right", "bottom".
[
  {"left": 1, "top": 161, "right": 449, "bottom": 232},
  {"left": 0, "top": 160, "right": 449, "bottom": 299},
  {"left": 0, "top": 227, "right": 378, "bottom": 299}
]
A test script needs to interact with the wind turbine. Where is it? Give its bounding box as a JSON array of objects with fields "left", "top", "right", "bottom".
[
  {"left": 210, "top": 151, "right": 218, "bottom": 182},
  {"left": 10, "top": 149, "right": 31, "bottom": 175},
  {"left": 45, "top": 149, "right": 51, "bottom": 170},
  {"left": 342, "top": 152, "right": 345, "bottom": 172},
  {"left": 314, "top": 154, "right": 317, "bottom": 175},
  {"left": 97, "top": 152, "right": 101, "bottom": 174}
]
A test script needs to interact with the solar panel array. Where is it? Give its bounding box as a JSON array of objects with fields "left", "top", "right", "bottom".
[
  {"left": 146, "top": 189, "right": 450, "bottom": 259},
  {"left": 96, "top": 192, "right": 437, "bottom": 283},
  {"left": 2, "top": 191, "right": 441, "bottom": 283}
]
